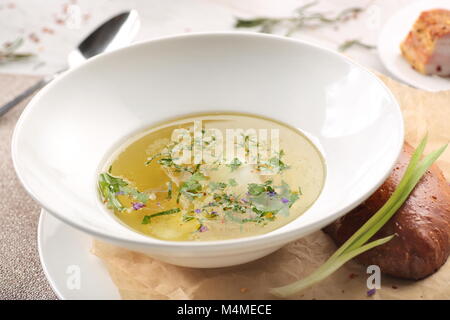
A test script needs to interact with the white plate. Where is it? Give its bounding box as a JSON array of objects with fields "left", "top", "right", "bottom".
[
  {"left": 378, "top": 0, "right": 450, "bottom": 92},
  {"left": 38, "top": 209, "right": 119, "bottom": 300}
]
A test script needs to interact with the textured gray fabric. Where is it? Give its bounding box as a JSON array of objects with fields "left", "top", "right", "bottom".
[{"left": 0, "top": 73, "right": 57, "bottom": 300}]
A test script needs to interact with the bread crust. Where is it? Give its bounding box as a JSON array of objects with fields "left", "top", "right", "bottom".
[{"left": 324, "top": 143, "right": 450, "bottom": 280}]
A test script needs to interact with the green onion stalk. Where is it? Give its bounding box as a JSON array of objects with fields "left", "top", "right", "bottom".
[{"left": 270, "top": 135, "right": 447, "bottom": 297}]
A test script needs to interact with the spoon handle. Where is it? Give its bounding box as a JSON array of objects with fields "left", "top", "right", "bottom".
[{"left": 0, "top": 74, "right": 55, "bottom": 117}]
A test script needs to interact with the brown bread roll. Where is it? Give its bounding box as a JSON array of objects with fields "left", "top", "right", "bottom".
[{"left": 324, "top": 143, "right": 450, "bottom": 280}]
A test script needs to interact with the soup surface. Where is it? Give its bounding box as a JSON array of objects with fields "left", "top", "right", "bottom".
[{"left": 98, "top": 113, "right": 325, "bottom": 241}]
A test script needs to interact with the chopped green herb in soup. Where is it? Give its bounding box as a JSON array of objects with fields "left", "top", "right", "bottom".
[{"left": 98, "top": 114, "right": 325, "bottom": 241}]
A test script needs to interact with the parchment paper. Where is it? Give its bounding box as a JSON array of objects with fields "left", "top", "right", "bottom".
[{"left": 91, "top": 75, "right": 450, "bottom": 300}]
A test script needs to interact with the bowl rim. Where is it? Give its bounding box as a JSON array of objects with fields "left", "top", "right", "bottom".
[{"left": 12, "top": 31, "right": 404, "bottom": 251}]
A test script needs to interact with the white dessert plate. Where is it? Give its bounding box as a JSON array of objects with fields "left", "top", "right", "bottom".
[
  {"left": 378, "top": 0, "right": 450, "bottom": 92},
  {"left": 38, "top": 209, "right": 119, "bottom": 300}
]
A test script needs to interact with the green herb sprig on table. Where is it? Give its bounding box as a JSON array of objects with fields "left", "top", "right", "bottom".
[
  {"left": 338, "top": 39, "right": 376, "bottom": 52},
  {"left": 0, "top": 38, "right": 34, "bottom": 64},
  {"left": 270, "top": 135, "right": 447, "bottom": 297},
  {"left": 235, "top": 1, "right": 364, "bottom": 36}
]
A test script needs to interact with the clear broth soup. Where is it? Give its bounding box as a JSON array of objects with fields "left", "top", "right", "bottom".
[{"left": 98, "top": 113, "right": 325, "bottom": 241}]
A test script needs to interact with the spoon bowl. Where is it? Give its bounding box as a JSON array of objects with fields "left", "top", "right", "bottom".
[
  {"left": 0, "top": 10, "right": 140, "bottom": 117},
  {"left": 68, "top": 10, "right": 140, "bottom": 68}
]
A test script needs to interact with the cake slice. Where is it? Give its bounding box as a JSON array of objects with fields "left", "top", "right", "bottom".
[{"left": 400, "top": 9, "right": 450, "bottom": 77}]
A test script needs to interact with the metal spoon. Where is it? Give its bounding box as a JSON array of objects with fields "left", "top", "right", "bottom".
[{"left": 0, "top": 10, "right": 140, "bottom": 117}]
